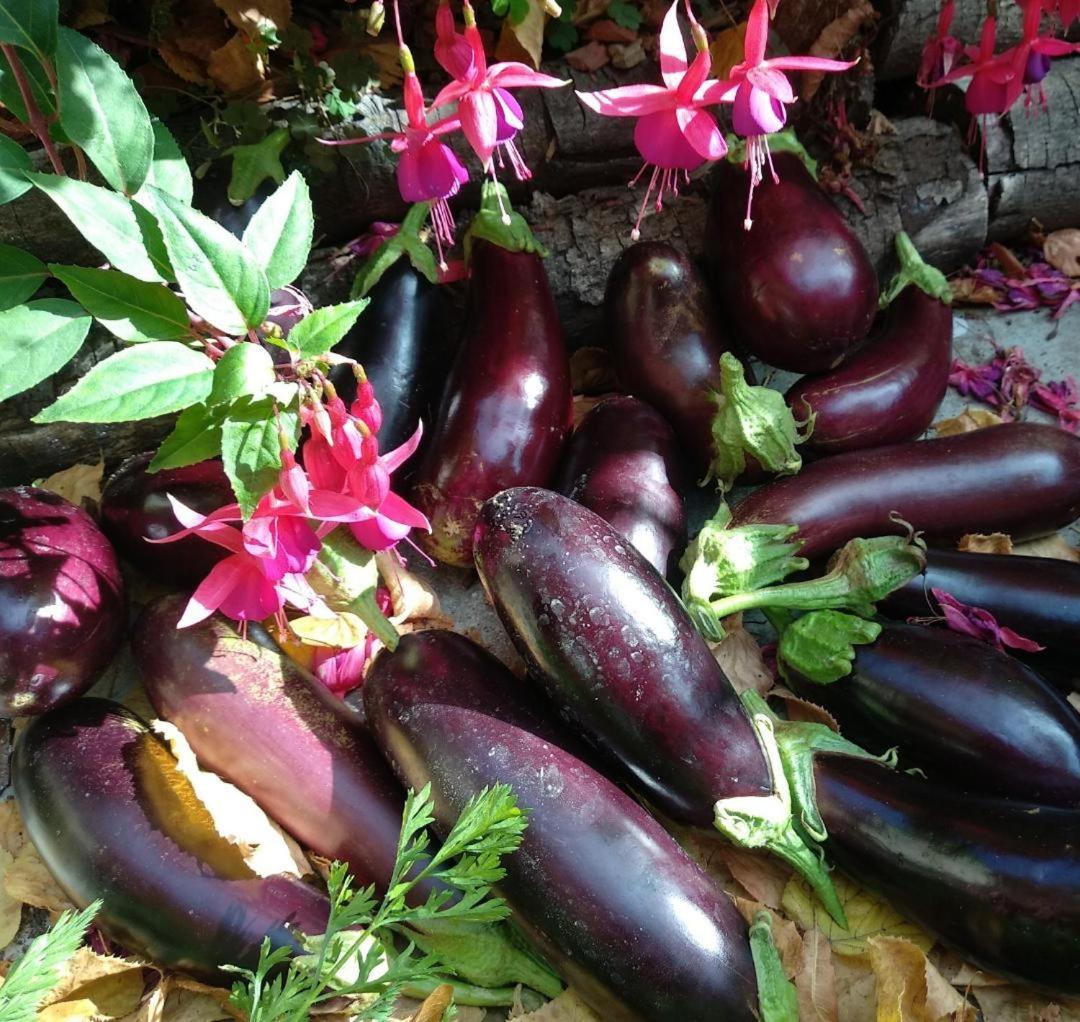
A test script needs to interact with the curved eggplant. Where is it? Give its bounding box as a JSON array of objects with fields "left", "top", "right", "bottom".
[
  {"left": 0, "top": 487, "right": 124, "bottom": 716},
  {"left": 706, "top": 154, "right": 879, "bottom": 374},
  {"left": 100, "top": 454, "right": 230, "bottom": 585},
  {"left": 363, "top": 629, "right": 758, "bottom": 1022},
  {"left": 13, "top": 698, "right": 329, "bottom": 983},
  {"left": 730, "top": 423, "right": 1080, "bottom": 560},
  {"left": 785, "top": 622, "right": 1080, "bottom": 806},
  {"left": 554, "top": 395, "right": 685, "bottom": 576},
  {"left": 411, "top": 239, "right": 572, "bottom": 567},
  {"left": 814, "top": 754, "right": 1080, "bottom": 993}
]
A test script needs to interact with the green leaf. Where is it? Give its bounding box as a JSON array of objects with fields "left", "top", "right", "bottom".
[
  {"left": 141, "top": 118, "right": 192, "bottom": 204},
  {"left": 0, "top": 298, "right": 89, "bottom": 403},
  {"left": 0, "top": 0, "right": 57, "bottom": 61},
  {"left": 209, "top": 342, "right": 275, "bottom": 405},
  {"left": 54, "top": 26, "right": 154, "bottom": 195},
  {"left": 285, "top": 300, "right": 367, "bottom": 358},
  {"left": 33, "top": 341, "right": 213, "bottom": 423},
  {"left": 606, "top": 0, "right": 641, "bottom": 29},
  {"left": 225, "top": 125, "right": 289, "bottom": 205},
  {"left": 0, "top": 242, "right": 46, "bottom": 310},
  {"left": 0, "top": 133, "right": 30, "bottom": 206},
  {"left": 749, "top": 910, "right": 800, "bottom": 1022},
  {"left": 0, "top": 46, "right": 58, "bottom": 126},
  {"left": 49, "top": 264, "right": 189, "bottom": 342},
  {"left": 241, "top": 170, "right": 314, "bottom": 290},
  {"left": 149, "top": 402, "right": 223, "bottom": 471},
  {"left": 147, "top": 185, "right": 270, "bottom": 334},
  {"left": 27, "top": 173, "right": 165, "bottom": 283},
  {"left": 221, "top": 395, "right": 295, "bottom": 516}
]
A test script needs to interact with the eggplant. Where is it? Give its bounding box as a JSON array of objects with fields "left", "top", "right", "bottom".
[
  {"left": 100, "top": 453, "right": 230, "bottom": 586},
  {"left": 0, "top": 487, "right": 124, "bottom": 716},
  {"left": 602, "top": 242, "right": 733, "bottom": 471},
  {"left": 706, "top": 154, "right": 878, "bottom": 373},
  {"left": 411, "top": 233, "right": 572, "bottom": 567},
  {"left": 328, "top": 259, "right": 456, "bottom": 456},
  {"left": 194, "top": 169, "right": 276, "bottom": 238},
  {"left": 730, "top": 423, "right": 1080, "bottom": 561},
  {"left": 813, "top": 754, "right": 1080, "bottom": 993},
  {"left": 363, "top": 629, "right": 758, "bottom": 1022},
  {"left": 13, "top": 698, "right": 329, "bottom": 982},
  {"left": 785, "top": 622, "right": 1080, "bottom": 806},
  {"left": 554, "top": 395, "right": 685, "bottom": 576}
]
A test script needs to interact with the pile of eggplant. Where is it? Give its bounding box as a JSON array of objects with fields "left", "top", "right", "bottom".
[{"left": 7, "top": 161, "right": 1080, "bottom": 1021}]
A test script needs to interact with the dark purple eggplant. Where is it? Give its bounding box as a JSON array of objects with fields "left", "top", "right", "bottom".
[
  {"left": 706, "top": 154, "right": 878, "bottom": 373},
  {"left": 0, "top": 487, "right": 124, "bottom": 716},
  {"left": 100, "top": 454, "right": 230, "bottom": 586},
  {"left": 730, "top": 423, "right": 1080, "bottom": 560},
  {"left": 411, "top": 236, "right": 572, "bottom": 567},
  {"left": 785, "top": 622, "right": 1080, "bottom": 806},
  {"left": 603, "top": 242, "right": 733, "bottom": 471},
  {"left": 814, "top": 754, "right": 1080, "bottom": 993},
  {"left": 364, "top": 629, "right": 758, "bottom": 1022},
  {"left": 194, "top": 169, "right": 276, "bottom": 238},
  {"left": 13, "top": 698, "right": 329, "bottom": 983},
  {"left": 554, "top": 395, "right": 685, "bottom": 576}
]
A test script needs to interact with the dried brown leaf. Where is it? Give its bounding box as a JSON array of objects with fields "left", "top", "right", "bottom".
[
  {"left": 212, "top": 0, "right": 292, "bottom": 37},
  {"left": 37, "top": 459, "right": 104, "bottom": 509},
  {"left": 569, "top": 346, "right": 616, "bottom": 394},
  {"left": 933, "top": 408, "right": 1005, "bottom": 435},
  {"left": 801, "top": 0, "right": 875, "bottom": 100},
  {"left": 68, "top": 0, "right": 111, "bottom": 29},
  {"left": 378, "top": 552, "right": 442, "bottom": 625},
  {"left": 957, "top": 532, "right": 1013, "bottom": 555},
  {"left": 949, "top": 278, "right": 1001, "bottom": 306},
  {"left": 718, "top": 846, "right": 792, "bottom": 908},
  {"left": 770, "top": 686, "right": 841, "bottom": 732},
  {"left": 735, "top": 900, "right": 804, "bottom": 978},
  {"left": 0, "top": 849, "right": 21, "bottom": 951},
  {"left": 990, "top": 243, "right": 1026, "bottom": 280},
  {"left": 710, "top": 20, "right": 746, "bottom": 78},
  {"left": 797, "top": 927, "right": 840, "bottom": 1022},
  {"left": 836, "top": 955, "right": 879, "bottom": 1022},
  {"left": 572, "top": 394, "right": 606, "bottom": 427},
  {"left": 1044, "top": 229, "right": 1080, "bottom": 278},
  {"left": 867, "top": 936, "right": 975, "bottom": 1022},
  {"left": 1012, "top": 533, "right": 1080, "bottom": 562},
  {"left": 511, "top": 989, "right": 602, "bottom": 1020},
  {"left": 4, "top": 840, "right": 76, "bottom": 914},
  {"left": 207, "top": 33, "right": 267, "bottom": 94},
  {"left": 972, "top": 986, "right": 1080, "bottom": 1022},
  {"left": 710, "top": 618, "right": 774, "bottom": 696},
  {"left": 496, "top": 0, "right": 548, "bottom": 69},
  {"left": 565, "top": 40, "right": 610, "bottom": 72},
  {"left": 41, "top": 949, "right": 149, "bottom": 1016}
]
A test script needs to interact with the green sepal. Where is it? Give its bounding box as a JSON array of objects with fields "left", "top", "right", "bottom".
[
  {"left": 464, "top": 181, "right": 546, "bottom": 261},
  {"left": 776, "top": 610, "right": 882, "bottom": 685},
  {"left": 350, "top": 203, "right": 439, "bottom": 298},
  {"left": 225, "top": 126, "right": 290, "bottom": 205},
  {"left": 707, "top": 352, "right": 812, "bottom": 491},
  {"left": 879, "top": 231, "right": 952, "bottom": 308},
  {"left": 749, "top": 911, "right": 800, "bottom": 1022},
  {"left": 725, "top": 127, "right": 818, "bottom": 179}
]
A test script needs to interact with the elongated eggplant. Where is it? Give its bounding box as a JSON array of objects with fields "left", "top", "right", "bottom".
[
  {"left": 411, "top": 192, "right": 572, "bottom": 567},
  {"left": 0, "top": 487, "right": 124, "bottom": 716},
  {"left": 730, "top": 423, "right": 1080, "bottom": 560},
  {"left": 13, "top": 698, "right": 329, "bottom": 982},
  {"left": 554, "top": 395, "right": 685, "bottom": 576},
  {"left": 364, "top": 630, "right": 758, "bottom": 1022},
  {"left": 100, "top": 453, "right": 230, "bottom": 585},
  {"left": 706, "top": 154, "right": 879, "bottom": 374},
  {"left": 813, "top": 754, "right": 1080, "bottom": 993},
  {"left": 785, "top": 622, "right": 1080, "bottom": 806}
]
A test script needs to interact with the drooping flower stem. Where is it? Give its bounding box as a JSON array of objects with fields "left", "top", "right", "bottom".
[
  {"left": 1, "top": 45, "right": 65, "bottom": 176},
  {"left": 878, "top": 232, "right": 953, "bottom": 307}
]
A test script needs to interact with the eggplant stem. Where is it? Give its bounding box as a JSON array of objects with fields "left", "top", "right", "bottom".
[
  {"left": 463, "top": 181, "right": 547, "bottom": 261},
  {"left": 749, "top": 911, "right": 800, "bottom": 1022},
  {"left": 879, "top": 231, "right": 952, "bottom": 307}
]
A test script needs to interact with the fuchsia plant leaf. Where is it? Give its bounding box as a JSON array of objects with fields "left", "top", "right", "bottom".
[{"left": 922, "top": 588, "right": 1046, "bottom": 653}]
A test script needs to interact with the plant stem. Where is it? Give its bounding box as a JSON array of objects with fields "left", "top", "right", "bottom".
[
  {"left": 71, "top": 144, "right": 88, "bottom": 181},
  {"left": 1, "top": 45, "right": 65, "bottom": 176}
]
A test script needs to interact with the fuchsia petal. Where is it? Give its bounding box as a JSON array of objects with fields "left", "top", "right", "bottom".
[
  {"left": 1032, "top": 37, "right": 1080, "bottom": 56},
  {"left": 676, "top": 50, "right": 714, "bottom": 102},
  {"left": 634, "top": 109, "right": 705, "bottom": 170},
  {"left": 576, "top": 85, "right": 674, "bottom": 117},
  {"left": 460, "top": 89, "right": 500, "bottom": 166},
  {"left": 695, "top": 78, "right": 739, "bottom": 105},
  {"left": 396, "top": 148, "right": 427, "bottom": 203},
  {"left": 351, "top": 515, "right": 412, "bottom": 551},
  {"left": 379, "top": 489, "right": 432, "bottom": 530},
  {"left": 488, "top": 62, "right": 569, "bottom": 90},
  {"left": 402, "top": 71, "right": 428, "bottom": 130},
  {"left": 434, "top": 4, "right": 476, "bottom": 81},
  {"left": 732, "top": 81, "right": 787, "bottom": 135},
  {"left": 432, "top": 79, "right": 470, "bottom": 110},
  {"left": 743, "top": 0, "right": 770, "bottom": 67},
  {"left": 381, "top": 423, "right": 425, "bottom": 474},
  {"left": 676, "top": 107, "right": 727, "bottom": 160},
  {"left": 153, "top": 495, "right": 245, "bottom": 552},
  {"left": 746, "top": 64, "right": 795, "bottom": 102},
  {"left": 762, "top": 54, "right": 857, "bottom": 74},
  {"left": 493, "top": 88, "right": 524, "bottom": 142},
  {"left": 658, "top": 0, "right": 689, "bottom": 89}
]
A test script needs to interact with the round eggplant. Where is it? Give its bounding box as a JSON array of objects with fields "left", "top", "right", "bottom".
[
  {"left": 554, "top": 395, "right": 685, "bottom": 576},
  {"left": 0, "top": 487, "right": 124, "bottom": 716},
  {"left": 706, "top": 154, "right": 878, "bottom": 373},
  {"left": 364, "top": 630, "right": 758, "bottom": 1022},
  {"left": 100, "top": 454, "right": 230, "bottom": 585},
  {"left": 13, "top": 698, "right": 329, "bottom": 982}
]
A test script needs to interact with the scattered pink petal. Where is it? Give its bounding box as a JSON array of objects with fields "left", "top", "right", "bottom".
[{"left": 917, "top": 587, "right": 1046, "bottom": 653}]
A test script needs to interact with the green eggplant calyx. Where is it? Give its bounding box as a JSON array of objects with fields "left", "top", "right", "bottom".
[
  {"left": 350, "top": 203, "right": 440, "bottom": 299},
  {"left": 749, "top": 910, "right": 800, "bottom": 1022},
  {"left": 464, "top": 181, "right": 547, "bottom": 260},
  {"left": 706, "top": 352, "right": 813, "bottom": 492},
  {"left": 776, "top": 610, "right": 882, "bottom": 685},
  {"left": 714, "top": 705, "right": 847, "bottom": 927},
  {"left": 724, "top": 128, "right": 819, "bottom": 179},
  {"left": 400, "top": 976, "right": 543, "bottom": 1008},
  {"left": 879, "top": 231, "right": 953, "bottom": 308}
]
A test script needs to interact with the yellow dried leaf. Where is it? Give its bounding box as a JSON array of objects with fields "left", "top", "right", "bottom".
[
  {"left": 569, "top": 348, "right": 617, "bottom": 394},
  {"left": 711, "top": 21, "right": 747, "bottom": 78},
  {"left": 0, "top": 801, "right": 25, "bottom": 856},
  {"left": 496, "top": 0, "right": 548, "bottom": 69},
  {"left": 801, "top": 0, "right": 875, "bottom": 100},
  {"left": 797, "top": 927, "right": 840, "bottom": 1022},
  {"left": 836, "top": 955, "right": 879, "bottom": 1022},
  {"left": 406, "top": 985, "right": 454, "bottom": 1022},
  {"left": 1012, "top": 533, "right": 1080, "bottom": 562},
  {"left": 378, "top": 553, "right": 441, "bottom": 624},
  {"left": 957, "top": 533, "right": 1013, "bottom": 555},
  {"left": 0, "top": 849, "right": 21, "bottom": 950},
  {"left": 781, "top": 873, "right": 933, "bottom": 958},
  {"left": 1044, "top": 229, "right": 1080, "bottom": 278},
  {"left": 511, "top": 989, "right": 602, "bottom": 1020},
  {"left": 207, "top": 32, "right": 266, "bottom": 94},
  {"left": 4, "top": 841, "right": 76, "bottom": 914},
  {"left": 212, "top": 0, "right": 292, "bottom": 37},
  {"left": 39, "top": 950, "right": 147, "bottom": 1020},
  {"left": 718, "top": 846, "right": 791, "bottom": 908},
  {"left": 933, "top": 408, "right": 1004, "bottom": 436},
  {"left": 711, "top": 617, "right": 773, "bottom": 696},
  {"left": 37, "top": 459, "right": 105, "bottom": 509},
  {"left": 290, "top": 611, "right": 369, "bottom": 650},
  {"left": 867, "top": 936, "right": 975, "bottom": 1022},
  {"left": 770, "top": 686, "right": 841, "bottom": 732}
]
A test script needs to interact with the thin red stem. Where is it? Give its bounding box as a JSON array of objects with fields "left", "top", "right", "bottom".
[
  {"left": 393, "top": 0, "right": 405, "bottom": 48},
  {"left": 0, "top": 45, "right": 65, "bottom": 175}
]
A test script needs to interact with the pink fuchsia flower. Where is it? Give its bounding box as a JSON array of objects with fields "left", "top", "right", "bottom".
[
  {"left": 917, "top": 0, "right": 963, "bottom": 109},
  {"left": 311, "top": 588, "right": 394, "bottom": 694},
  {"left": 1031, "top": 375, "right": 1080, "bottom": 431},
  {"left": 928, "top": 588, "right": 1045, "bottom": 653},
  {"left": 1013, "top": 0, "right": 1080, "bottom": 111},
  {"left": 576, "top": 0, "right": 729, "bottom": 239},
  {"left": 948, "top": 356, "right": 1003, "bottom": 403},
  {"left": 349, "top": 425, "right": 430, "bottom": 551}
]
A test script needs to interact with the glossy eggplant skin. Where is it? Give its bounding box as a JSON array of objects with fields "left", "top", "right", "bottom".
[
  {"left": 815, "top": 755, "right": 1080, "bottom": 993},
  {"left": 411, "top": 241, "right": 572, "bottom": 567},
  {"left": 133, "top": 594, "right": 414, "bottom": 896},
  {"left": 706, "top": 154, "right": 878, "bottom": 373},
  {"left": 473, "top": 487, "right": 770, "bottom": 825},
  {"left": 364, "top": 630, "right": 758, "bottom": 1022},
  {"left": 0, "top": 487, "right": 124, "bottom": 716},
  {"left": 788, "top": 623, "right": 1080, "bottom": 806},
  {"left": 603, "top": 242, "right": 731, "bottom": 471},
  {"left": 328, "top": 260, "right": 455, "bottom": 456},
  {"left": 730, "top": 423, "right": 1080, "bottom": 560},
  {"left": 100, "top": 453, "right": 231, "bottom": 586},
  {"left": 785, "top": 287, "right": 952, "bottom": 455},
  {"left": 554, "top": 395, "right": 686, "bottom": 576},
  {"left": 13, "top": 699, "right": 329, "bottom": 983}
]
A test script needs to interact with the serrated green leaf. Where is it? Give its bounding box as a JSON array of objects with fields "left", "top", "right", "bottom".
[
  {"left": 0, "top": 133, "right": 30, "bottom": 206},
  {"left": 241, "top": 170, "right": 313, "bottom": 290},
  {"left": 0, "top": 0, "right": 57, "bottom": 60},
  {"left": 209, "top": 342, "right": 276, "bottom": 405},
  {"left": 49, "top": 264, "right": 189, "bottom": 342},
  {"left": 221, "top": 395, "right": 296, "bottom": 516},
  {"left": 0, "top": 298, "right": 89, "bottom": 403},
  {"left": 131, "top": 199, "right": 175, "bottom": 282},
  {"left": 141, "top": 119, "right": 192, "bottom": 204},
  {"left": 286, "top": 300, "right": 367, "bottom": 358},
  {"left": 33, "top": 341, "right": 213, "bottom": 423},
  {"left": 54, "top": 26, "right": 153, "bottom": 195},
  {"left": 0, "top": 243, "right": 46, "bottom": 310},
  {"left": 147, "top": 185, "right": 270, "bottom": 334},
  {"left": 27, "top": 173, "right": 165, "bottom": 283},
  {"left": 149, "top": 402, "right": 223, "bottom": 471},
  {"left": 225, "top": 125, "right": 289, "bottom": 205}
]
